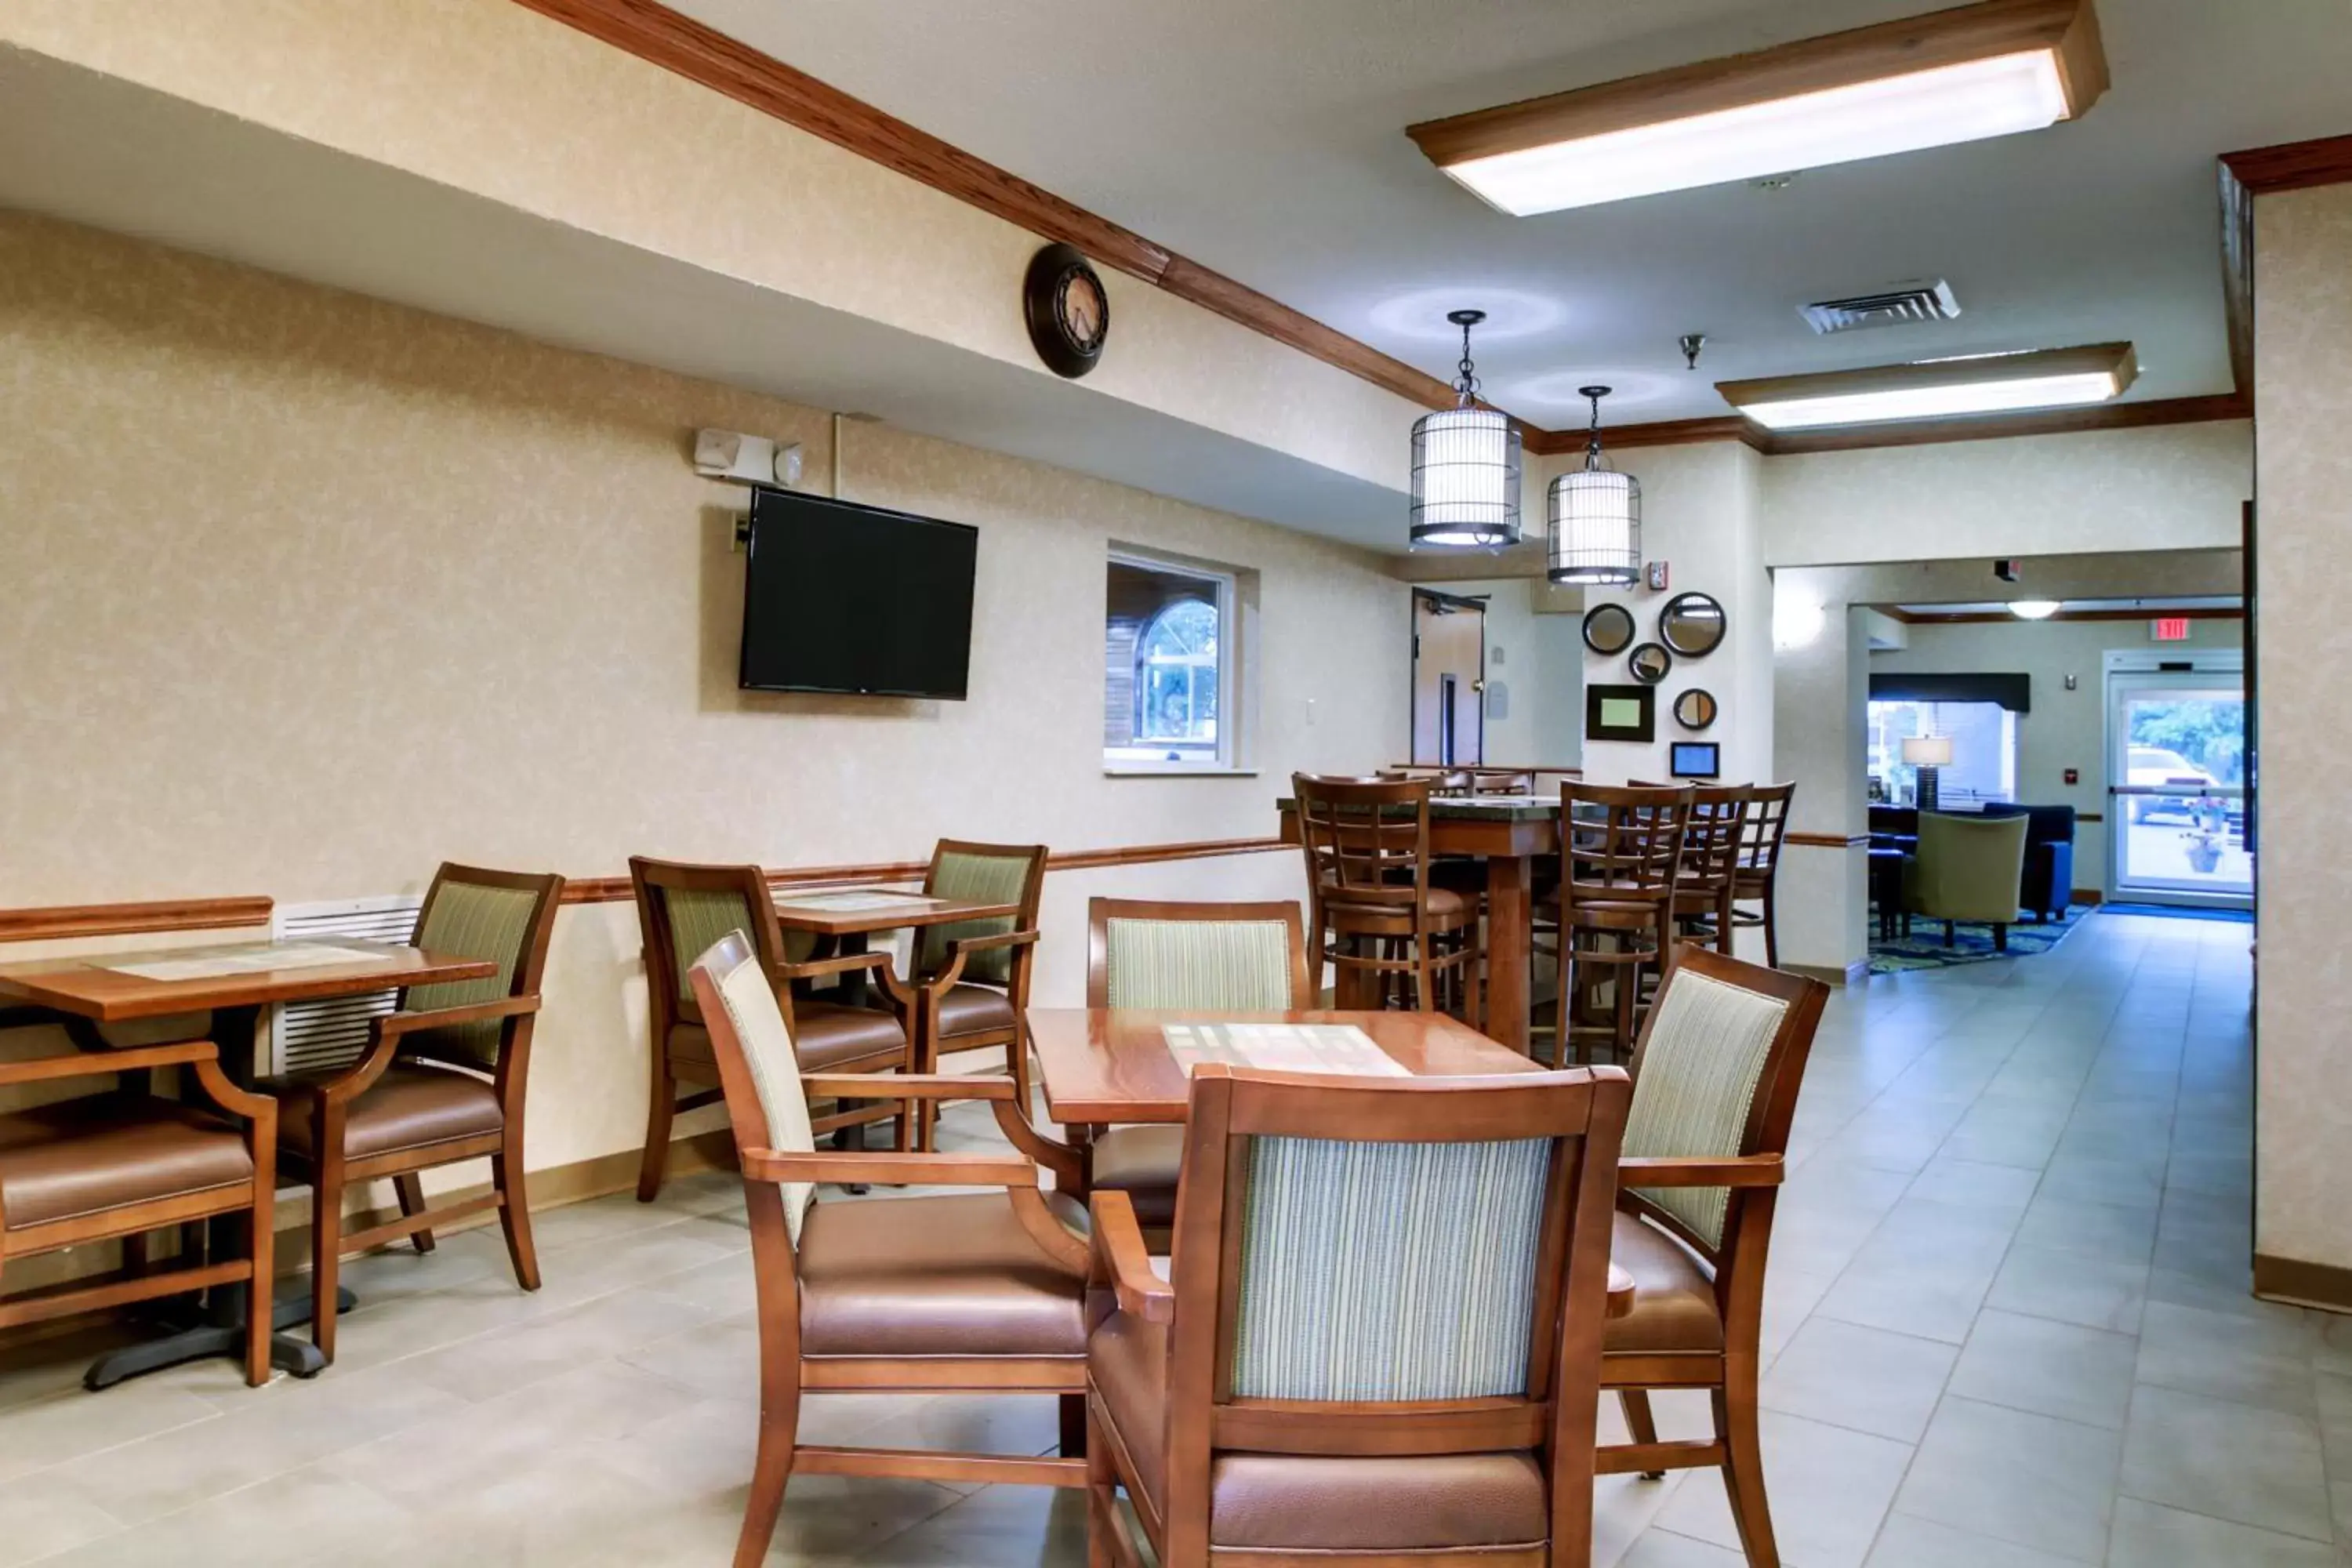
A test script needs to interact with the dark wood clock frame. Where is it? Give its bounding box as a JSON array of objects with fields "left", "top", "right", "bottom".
[{"left": 1024, "top": 243, "right": 1108, "bottom": 379}]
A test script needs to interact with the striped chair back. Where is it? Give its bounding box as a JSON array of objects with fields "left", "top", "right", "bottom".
[
  {"left": 687, "top": 931, "right": 820, "bottom": 1245},
  {"left": 1086, "top": 898, "right": 1311, "bottom": 1011},
  {"left": 630, "top": 858, "right": 798, "bottom": 1031},
  {"left": 917, "top": 840, "right": 1047, "bottom": 987},
  {"left": 398, "top": 864, "right": 564, "bottom": 1067},
  {"left": 1156, "top": 1064, "right": 1630, "bottom": 1510}
]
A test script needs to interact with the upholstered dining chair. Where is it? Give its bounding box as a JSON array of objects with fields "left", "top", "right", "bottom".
[
  {"left": 688, "top": 930, "right": 1091, "bottom": 1568},
  {"left": 631, "top": 857, "right": 913, "bottom": 1201},
  {"left": 0, "top": 1036, "right": 279, "bottom": 1385},
  {"left": 1086, "top": 1061, "right": 1632, "bottom": 1566},
  {"left": 1599, "top": 946, "right": 1829, "bottom": 1568},
  {"left": 271, "top": 863, "right": 562, "bottom": 1365},
  {"left": 1075, "top": 897, "right": 1312, "bottom": 1245},
  {"left": 892, "top": 840, "right": 1047, "bottom": 1147}
]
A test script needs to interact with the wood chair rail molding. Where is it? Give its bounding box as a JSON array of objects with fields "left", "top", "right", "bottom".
[
  {"left": 1783, "top": 832, "right": 1871, "bottom": 850},
  {"left": 0, "top": 838, "right": 1288, "bottom": 942}
]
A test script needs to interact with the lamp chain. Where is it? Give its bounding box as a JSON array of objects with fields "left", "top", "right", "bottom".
[{"left": 1454, "top": 318, "right": 1481, "bottom": 407}]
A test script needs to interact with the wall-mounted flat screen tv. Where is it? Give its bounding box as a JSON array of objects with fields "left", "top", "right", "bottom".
[{"left": 739, "top": 488, "right": 978, "bottom": 699}]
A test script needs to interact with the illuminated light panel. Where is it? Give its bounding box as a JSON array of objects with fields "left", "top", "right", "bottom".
[
  {"left": 1718, "top": 343, "right": 2138, "bottom": 430},
  {"left": 1445, "top": 52, "right": 2068, "bottom": 216},
  {"left": 2009, "top": 600, "right": 2063, "bottom": 619}
]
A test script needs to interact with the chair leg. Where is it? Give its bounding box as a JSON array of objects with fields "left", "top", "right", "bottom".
[
  {"left": 494, "top": 1150, "right": 540, "bottom": 1292},
  {"left": 394, "top": 1174, "right": 434, "bottom": 1254},
  {"left": 244, "top": 1208, "right": 274, "bottom": 1388},
  {"left": 1715, "top": 1381, "right": 1780, "bottom": 1567},
  {"left": 1007, "top": 1025, "right": 1033, "bottom": 1116},
  {"left": 1620, "top": 1389, "right": 1666, "bottom": 1480},
  {"left": 1762, "top": 884, "right": 1780, "bottom": 969},
  {"left": 310, "top": 1160, "right": 344, "bottom": 1365},
  {"left": 733, "top": 1372, "right": 801, "bottom": 1568},
  {"left": 637, "top": 1058, "right": 677, "bottom": 1203},
  {"left": 1087, "top": 1401, "right": 1120, "bottom": 1568},
  {"left": 1944, "top": 920, "right": 1956, "bottom": 947},
  {"left": 1060, "top": 1391, "right": 1087, "bottom": 1458},
  {"left": 1994, "top": 923, "right": 2009, "bottom": 953}
]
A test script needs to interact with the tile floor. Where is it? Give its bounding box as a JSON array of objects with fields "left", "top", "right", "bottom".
[{"left": 0, "top": 910, "right": 2320, "bottom": 1566}]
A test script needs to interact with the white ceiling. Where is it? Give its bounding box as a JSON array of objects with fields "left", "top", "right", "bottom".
[{"left": 670, "top": 0, "right": 2352, "bottom": 426}]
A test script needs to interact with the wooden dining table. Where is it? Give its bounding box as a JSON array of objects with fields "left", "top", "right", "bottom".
[
  {"left": 0, "top": 938, "right": 495, "bottom": 1386},
  {"left": 1276, "top": 794, "right": 1561, "bottom": 1054},
  {"left": 1026, "top": 1006, "right": 1633, "bottom": 1315}
]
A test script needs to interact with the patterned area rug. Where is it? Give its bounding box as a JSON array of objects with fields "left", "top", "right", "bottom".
[{"left": 1868, "top": 904, "right": 2092, "bottom": 974}]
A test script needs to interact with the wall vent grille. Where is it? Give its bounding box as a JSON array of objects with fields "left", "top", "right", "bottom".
[
  {"left": 1798, "top": 279, "right": 1961, "bottom": 334},
  {"left": 268, "top": 895, "right": 420, "bottom": 1076}
]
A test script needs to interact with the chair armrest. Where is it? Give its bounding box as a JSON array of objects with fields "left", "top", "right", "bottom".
[
  {"left": 307, "top": 995, "right": 537, "bottom": 1105},
  {"left": 908, "top": 927, "right": 1042, "bottom": 993},
  {"left": 778, "top": 949, "right": 899, "bottom": 985},
  {"left": 0, "top": 1038, "right": 223, "bottom": 1087},
  {"left": 1619, "top": 1154, "right": 1784, "bottom": 1189},
  {"left": 1090, "top": 1190, "right": 1174, "bottom": 1323},
  {"left": 799, "top": 1071, "right": 1012, "bottom": 1103},
  {"left": 742, "top": 1147, "right": 1038, "bottom": 1189}
]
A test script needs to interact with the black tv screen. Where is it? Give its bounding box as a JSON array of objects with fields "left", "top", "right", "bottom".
[{"left": 739, "top": 488, "right": 978, "bottom": 699}]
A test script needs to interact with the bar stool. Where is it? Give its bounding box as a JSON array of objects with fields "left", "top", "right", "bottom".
[
  {"left": 1729, "top": 782, "right": 1796, "bottom": 967},
  {"left": 1635, "top": 781, "right": 1754, "bottom": 956},
  {"left": 1544, "top": 782, "right": 1693, "bottom": 1065},
  {"left": 1295, "top": 772, "right": 1481, "bottom": 1020}
]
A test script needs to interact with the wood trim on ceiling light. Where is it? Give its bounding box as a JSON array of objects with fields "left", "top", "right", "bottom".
[
  {"left": 1784, "top": 832, "right": 1871, "bottom": 850},
  {"left": 1525, "top": 394, "right": 2246, "bottom": 459},
  {"left": 504, "top": 0, "right": 1459, "bottom": 412},
  {"left": 1406, "top": 0, "right": 2107, "bottom": 170},
  {"left": 0, "top": 897, "right": 274, "bottom": 946},
  {"left": 1892, "top": 605, "right": 2243, "bottom": 626}
]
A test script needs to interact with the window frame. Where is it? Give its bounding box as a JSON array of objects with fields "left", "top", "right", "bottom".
[{"left": 1104, "top": 547, "right": 1247, "bottom": 776}]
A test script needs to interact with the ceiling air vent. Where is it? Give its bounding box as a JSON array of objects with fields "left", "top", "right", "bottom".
[{"left": 1798, "top": 279, "right": 1961, "bottom": 335}]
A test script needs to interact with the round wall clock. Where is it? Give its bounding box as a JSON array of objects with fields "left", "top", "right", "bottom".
[{"left": 1024, "top": 243, "right": 1109, "bottom": 379}]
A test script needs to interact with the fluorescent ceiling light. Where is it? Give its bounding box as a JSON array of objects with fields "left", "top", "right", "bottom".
[
  {"left": 2008, "top": 600, "right": 2063, "bottom": 619},
  {"left": 1717, "top": 343, "right": 2138, "bottom": 430},
  {"left": 1406, "top": 0, "right": 2107, "bottom": 216}
]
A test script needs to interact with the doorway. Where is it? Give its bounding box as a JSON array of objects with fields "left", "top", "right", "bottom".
[
  {"left": 2105, "top": 652, "right": 2251, "bottom": 908},
  {"left": 1411, "top": 590, "right": 1485, "bottom": 767}
]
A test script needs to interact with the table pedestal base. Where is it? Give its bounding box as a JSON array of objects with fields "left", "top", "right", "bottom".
[{"left": 85, "top": 1283, "right": 359, "bottom": 1390}]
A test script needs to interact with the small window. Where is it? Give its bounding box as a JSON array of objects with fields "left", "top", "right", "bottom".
[
  {"left": 1106, "top": 553, "right": 1236, "bottom": 771},
  {"left": 1868, "top": 699, "right": 2018, "bottom": 808}
]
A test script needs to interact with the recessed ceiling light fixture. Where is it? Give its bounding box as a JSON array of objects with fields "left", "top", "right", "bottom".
[
  {"left": 1715, "top": 342, "right": 2137, "bottom": 430},
  {"left": 1404, "top": 0, "right": 2107, "bottom": 216}
]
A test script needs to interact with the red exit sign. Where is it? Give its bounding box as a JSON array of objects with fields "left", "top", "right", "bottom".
[{"left": 2151, "top": 616, "right": 2191, "bottom": 643}]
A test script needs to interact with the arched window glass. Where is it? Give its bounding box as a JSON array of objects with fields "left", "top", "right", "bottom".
[{"left": 1136, "top": 597, "right": 1218, "bottom": 743}]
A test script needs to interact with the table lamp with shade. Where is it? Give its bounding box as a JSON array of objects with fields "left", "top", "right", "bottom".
[{"left": 1903, "top": 735, "right": 1954, "bottom": 811}]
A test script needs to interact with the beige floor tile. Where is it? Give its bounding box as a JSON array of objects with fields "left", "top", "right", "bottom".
[
  {"left": 1654, "top": 1410, "right": 1912, "bottom": 1568},
  {"left": 851, "top": 1483, "right": 1088, "bottom": 1566},
  {"left": 405, "top": 1279, "right": 721, "bottom": 1403},
  {"left": 0, "top": 1472, "right": 124, "bottom": 1568},
  {"left": 1761, "top": 1317, "right": 1956, "bottom": 1443},
  {"left": 1984, "top": 1243, "right": 2150, "bottom": 1335},
  {"left": 0, "top": 1374, "right": 223, "bottom": 1487},
  {"left": 2119, "top": 1384, "right": 2332, "bottom": 1543},
  {"left": 1863, "top": 1512, "right": 2088, "bottom": 1568},
  {"left": 1893, "top": 1396, "right": 2122, "bottom": 1563},
  {"left": 2013, "top": 1194, "right": 2159, "bottom": 1265},
  {"left": 2133, "top": 1299, "right": 2317, "bottom": 1418},
  {"left": 31, "top": 1465, "right": 430, "bottom": 1568},
  {"left": 1615, "top": 1529, "right": 1751, "bottom": 1567},
  {"left": 2107, "top": 1498, "right": 2342, "bottom": 1567},
  {"left": 1947, "top": 1309, "right": 2139, "bottom": 1431}
]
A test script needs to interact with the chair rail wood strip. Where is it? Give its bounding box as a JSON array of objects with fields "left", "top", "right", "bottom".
[
  {"left": 1784, "top": 832, "right": 1870, "bottom": 849},
  {"left": 0, "top": 896, "right": 274, "bottom": 945}
]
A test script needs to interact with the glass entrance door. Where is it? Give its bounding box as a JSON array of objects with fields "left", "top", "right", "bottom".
[{"left": 2106, "top": 663, "right": 2251, "bottom": 907}]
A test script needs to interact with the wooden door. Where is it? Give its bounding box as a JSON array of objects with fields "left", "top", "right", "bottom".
[{"left": 1411, "top": 591, "right": 1485, "bottom": 766}]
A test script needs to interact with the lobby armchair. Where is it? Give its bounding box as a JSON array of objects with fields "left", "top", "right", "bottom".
[
  {"left": 1085, "top": 1061, "right": 1632, "bottom": 1567},
  {"left": 688, "top": 931, "right": 1089, "bottom": 1568},
  {"left": 887, "top": 840, "right": 1047, "bottom": 1148},
  {"left": 1904, "top": 811, "right": 2031, "bottom": 949},
  {"left": 1980, "top": 803, "right": 2078, "bottom": 922}
]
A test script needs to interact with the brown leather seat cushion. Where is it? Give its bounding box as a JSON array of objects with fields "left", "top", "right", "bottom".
[
  {"left": 1606, "top": 1210, "right": 1724, "bottom": 1355},
  {"left": 0, "top": 1098, "right": 254, "bottom": 1232},
  {"left": 791, "top": 1002, "right": 907, "bottom": 1069},
  {"left": 796, "top": 1192, "right": 1084, "bottom": 1358},
  {"left": 278, "top": 1063, "right": 503, "bottom": 1163},
  {"left": 1325, "top": 884, "right": 1477, "bottom": 930},
  {"left": 1087, "top": 1126, "right": 1184, "bottom": 1228},
  {"left": 934, "top": 982, "right": 1015, "bottom": 1038},
  {"left": 1091, "top": 1312, "right": 1549, "bottom": 1550},
  {"left": 666, "top": 1021, "right": 717, "bottom": 1072}
]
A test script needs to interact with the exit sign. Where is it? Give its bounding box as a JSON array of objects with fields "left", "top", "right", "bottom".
[{"left": 2151, "top": 617, "right": 2191, "bottom": 643}]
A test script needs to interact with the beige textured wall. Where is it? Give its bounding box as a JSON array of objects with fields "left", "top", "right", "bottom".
[
  {"left": 0, "top": 212, "right": 1407, "bottom": 1171},
  {"left": 1761, "top": 421, "right": 2252, "bottom": 567},
  {"left": 2253, "top": 182, "right": 2352, "bottom": 1275},
  {"left": 0, "top": 0, "right": 1420, "bottom": 493}
]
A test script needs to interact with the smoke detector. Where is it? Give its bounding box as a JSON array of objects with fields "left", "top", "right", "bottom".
[{"left": 1798, "top": 279, "right": 1961, "bottom": 335}]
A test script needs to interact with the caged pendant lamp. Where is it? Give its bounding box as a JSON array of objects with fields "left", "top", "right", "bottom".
[
  {"left": 1547, "top": 385, "right": 1640, "bottom": 586},
  {"left": 1410, "top": 310, "right": 1523, "bottom": 550}
]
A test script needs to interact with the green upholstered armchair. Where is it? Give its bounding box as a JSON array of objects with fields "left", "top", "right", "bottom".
[
  {"left": 892, "top": 840, "right": 1047, "bottom": 1147},
  {"left": 1076, "top": 898, "right": 1311, "bottom": 1241},
  {"left": 1904, "top": 810, "right": 2031, "bottom": 951}
]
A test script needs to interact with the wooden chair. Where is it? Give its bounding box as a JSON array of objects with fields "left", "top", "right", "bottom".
[
  {"left": 273, "top": 864, "right": 561, "bottom": 1365},
  {"left": 1075, "top": 898, "right": 1312, "bottom": 1245},
  {"left": 894, "top": 840, "right": 1047, "bottom": 1148},
  {"left": 1600, "top": 946, "right": 1830, "bottom": 1568},
  {"left": 1543, "top": 783, "right": 1692, "bottom": 1066},
  {"left": 1726, "top": 782, "right": 1795, "bottom": 967},
  {"left": 631, "top": 856, "right": 913, "bottom": 1202},
  {"left": 1472, "top": 768, "right": 1538, "bottom": 796},
  {"left": 0, "top": 1038, "right": 278, "bottom": 1385},
  {"left": 688, "top": 931, "right": 1091, "bottom": 1568},
  {"left": 1086, "top": 1060, "right": 1633, "bottom": 1566},
  {"left": 1635, "top": 782, "right": 1754, "bottom": 956},
  {"left": 1295, "top": 772, "right": 1481, "bottom": 1021}
]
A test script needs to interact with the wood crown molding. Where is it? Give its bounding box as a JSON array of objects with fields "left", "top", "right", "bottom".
[
  {"left": 2215, "top": 132, "right": 2352, "bottom": 408},
  {"left": 0, "top": 897, "right": 274, "bottom": 946}
]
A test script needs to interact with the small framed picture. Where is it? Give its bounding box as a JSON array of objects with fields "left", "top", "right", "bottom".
[
  {"left": 1585, "top": 683, "right": 1656, "bottom": 743},
  {"left": 1670, "top": 740, "right": 1721, "bottom": 779}
]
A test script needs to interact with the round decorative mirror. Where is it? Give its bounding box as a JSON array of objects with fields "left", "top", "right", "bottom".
[
  {"left": 1659, "top": 591, "right": 1727, "bottom": 658},
  {"left": 1582, "top": 602, "right": 1635, "bottom": 655},
  {"left": 1628, "top": 642, "right": 1672, "bottom": 684},
  {"left": 1674, "top": 688, "right": 1718, "bottom": 730}
]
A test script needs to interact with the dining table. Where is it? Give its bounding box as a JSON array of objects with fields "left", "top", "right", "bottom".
[
  {"left": 1276, "top": 793, "right": 1563, "bottom": 1054},
  {"left": 1026, "top": 1005, "right": 1634, "bottom": 1315},
  {"left": 0, "top": 938, "right": 497, "bottom": 1386}
]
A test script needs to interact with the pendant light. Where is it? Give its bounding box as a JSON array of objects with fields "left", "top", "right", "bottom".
[
  {"left": 1547, "top": 386, "right": 1640, "bottom": 586},
  {"left": 1409, "top": 310, "right": 1523, "bottom": 550}
]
